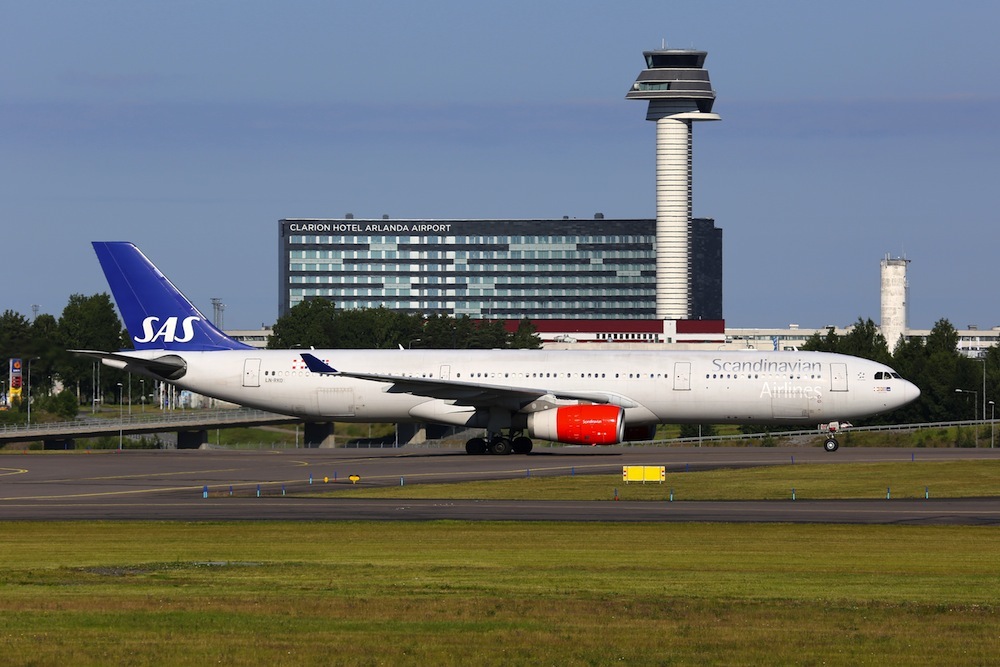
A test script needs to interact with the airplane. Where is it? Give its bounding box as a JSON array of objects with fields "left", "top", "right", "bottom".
[{"left": 75, "top": 242, "right": 920, "bottom": 454}]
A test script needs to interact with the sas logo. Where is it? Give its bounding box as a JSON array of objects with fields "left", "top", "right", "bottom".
[{"left": 134, "top": 316, "right": 201, "bottom": 343}]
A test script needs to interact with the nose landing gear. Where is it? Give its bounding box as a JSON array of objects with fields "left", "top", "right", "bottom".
[{"left": 821, "top": 421, "right": 850, "bottom": 452}]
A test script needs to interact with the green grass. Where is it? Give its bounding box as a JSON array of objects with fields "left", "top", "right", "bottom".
[
  {"left": 314, "top": 460, "right": 1000, "bottom": 501},
  {"left": 0, "top": 521, "right": 997, "bottom": 665}
]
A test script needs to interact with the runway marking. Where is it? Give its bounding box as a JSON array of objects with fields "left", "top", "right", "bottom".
[
  {"left": 29, "top": 464, "right": 306, "bottom": 485},
  {"left": 0, "top": 481, "right": 269, "bottom": 502},
  {"left": 0, "top": 467, "right": 28, "bottom": 477},
  {"left": 0, "top": 464, "right": 607, "bottom": 502}
]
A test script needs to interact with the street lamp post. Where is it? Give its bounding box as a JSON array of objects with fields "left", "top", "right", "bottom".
[
  {"left": 956, "top": 388, "right": 979, "bottom": 446},
  {"left": 981, "top": 358, "right": 987, "bottom": 431},
  {"left": 990, "top": 400, "right": 995, "bottom": 449},
  {"left": 117, "top": 382, "right": 124, "bottom": 451}
]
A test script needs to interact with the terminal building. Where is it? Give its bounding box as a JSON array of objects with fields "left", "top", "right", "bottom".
[{"left": 279, "top": 216, "right": 722, "bottom": 321}]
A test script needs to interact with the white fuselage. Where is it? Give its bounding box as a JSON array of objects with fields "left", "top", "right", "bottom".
[{"left": 113, "top": 348, "right": 919, "bottom": 429}]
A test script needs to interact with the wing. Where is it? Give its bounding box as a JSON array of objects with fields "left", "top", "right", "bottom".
[{"left": 300, "top": 353, "right": 637, "bottom": 410}]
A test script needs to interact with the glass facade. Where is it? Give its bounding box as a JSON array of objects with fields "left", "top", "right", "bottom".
[{"left": 279, "top": 218, "right": 721, "bottom": 320}]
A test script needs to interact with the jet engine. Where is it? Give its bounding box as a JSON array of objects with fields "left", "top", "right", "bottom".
[{"left": 527, "top": 405, "right": 625, "bottom": 445}]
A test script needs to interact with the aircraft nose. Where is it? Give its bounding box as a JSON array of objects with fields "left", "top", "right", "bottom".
[{"left": 903, "top": 380, "right": 921, "bottom": 405}]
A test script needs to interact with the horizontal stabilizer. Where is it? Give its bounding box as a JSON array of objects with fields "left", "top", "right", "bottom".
[{"left": 70, "top": 350, "right": 187, "bottom": 380}]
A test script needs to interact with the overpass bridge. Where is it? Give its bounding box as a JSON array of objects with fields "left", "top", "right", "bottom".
[{"left": 0, "top": 408, "right": 329, "bottom": 449}]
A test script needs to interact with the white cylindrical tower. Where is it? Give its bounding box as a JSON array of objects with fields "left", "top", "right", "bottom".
[
  {"left": 880, "top": 255, "right": 910, "bottom": 351},
  {"left": 628, "top": 49, "right": 719, "bottom": 320},
  {"left": 654, "top": 116, "right": 693, "bottom": 317}
]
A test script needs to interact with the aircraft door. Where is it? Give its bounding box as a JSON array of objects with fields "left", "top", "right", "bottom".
[
  {"left": 243, "top": 358, "right": 261, "bottom": 387},
  {"left": 317, "top": 388, "right": 355, "bottom": 417},
  {"left": 673, "top": 362, "right": 691, "bottom": 391},
  {"left": 440, "top": 365, "right": 451, "bottom": 380},
  {"left": 830, "top": 363, "right": 848, "bottom": 392}
]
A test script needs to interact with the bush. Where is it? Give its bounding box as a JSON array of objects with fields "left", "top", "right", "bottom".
[
  {"left": 39, "top": 390, "right": 79, "bottom": 420},
  {"left": 955, "top": 427, "right": 976, "bottom": 448}
]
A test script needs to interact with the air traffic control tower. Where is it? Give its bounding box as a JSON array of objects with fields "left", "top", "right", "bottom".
[{"left": 628, "top": 49, "right": 720, "bottom": 320}]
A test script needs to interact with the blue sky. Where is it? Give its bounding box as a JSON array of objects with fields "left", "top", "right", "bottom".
[{"left": 2, "top": 1, "right": 998, "bottom": 331}]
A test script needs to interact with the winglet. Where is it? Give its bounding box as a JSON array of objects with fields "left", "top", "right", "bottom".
[{"left": 301, "top": 353, "right": 339, "bottom": 375}]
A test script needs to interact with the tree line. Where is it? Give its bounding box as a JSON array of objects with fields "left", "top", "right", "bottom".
[
  {"left": 799, "top": 317, "right": 999, "bottom": 426},
  {"left": 267, "top": 300, "right": 541, "bottom": 350},
  {"left": 0, "top": 294, "right": 128, "bottom": 421}
]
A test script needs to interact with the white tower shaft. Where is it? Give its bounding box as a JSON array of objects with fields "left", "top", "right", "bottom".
[{"left": 655, "top": 117, "right": 693, "bottom": 318}]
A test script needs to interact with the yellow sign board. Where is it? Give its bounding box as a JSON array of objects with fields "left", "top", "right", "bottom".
[{"left": 622, "top": 466, "right": 665, "bottom": 484}]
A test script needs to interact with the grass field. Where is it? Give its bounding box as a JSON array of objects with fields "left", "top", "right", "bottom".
[
  {"left": 0, "top": 521, "right": 998, "bottom": 666},
  {"left": 2, "top": 459, "right": 999, "bottom": 665}
]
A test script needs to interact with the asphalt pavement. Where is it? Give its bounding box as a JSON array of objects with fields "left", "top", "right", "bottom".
[{"left": 1, "top": 446, "right": 998, "bottom": 524}]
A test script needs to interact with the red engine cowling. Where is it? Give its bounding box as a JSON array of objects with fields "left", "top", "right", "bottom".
[{"left": 527, "top": 405, "right": 625, "bottom": 445}]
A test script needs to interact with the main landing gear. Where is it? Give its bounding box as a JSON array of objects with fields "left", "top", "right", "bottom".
[
  {"left": 824, "top": 437, "right": 839, "bottom": 452},
  {"left": 465, "top": 432, "right": 534, "bottom": 455}
]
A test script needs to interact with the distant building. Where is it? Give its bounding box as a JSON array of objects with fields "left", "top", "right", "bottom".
[{"left": 278, "top": 216, "right": 722, "bottom": 321}]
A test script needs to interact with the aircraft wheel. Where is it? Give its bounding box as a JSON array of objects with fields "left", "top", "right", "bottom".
[
  {"left": 511, "top": 436, "right": 533, "bottom": 454},
  {"left": 490, "top": 437, "right": 513, "bottom": 455},
  {"left": 824, "top": 437, "right": 839, "bottom": 452},
  {"left": 465, "top": 438, "right": 488, "bottom": 455}
]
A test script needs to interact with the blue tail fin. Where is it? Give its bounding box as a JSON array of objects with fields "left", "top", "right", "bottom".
[{"left": 92, "top": 242, "right": 251, "bottom": 351}]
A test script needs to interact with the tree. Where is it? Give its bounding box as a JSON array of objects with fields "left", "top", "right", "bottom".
[
  {"left": 800, "top": 319, "right": 888, "bottom": 362},
  {"left": 509, "top": 318, "right": 542, "bottom": 349},
  {"left": 38, "top": 389, "right": 79, "bottom": 419},
  {"left": 925, "top": 318, "right": 960, "bottom": 356},
  {"left": 888, "top": 334, "right": 929, "bottom": 424},
  {"left": 889, "top": 318, "right": 967, "bottom": 424},
  {"left": 467, "top": 319, "right": 508, "bottom": 349},
  {"left": 800, "top": 326, "right": 838, "bottom": 353},
  {"left": 421, "top": 313, "right": 462, "bottom": 348},
  {"left": 268, "top": 299, "right": 339, "bottom": 349},
  {"left": 57, "top": 294, "right": 127, "bottom": 404},
  {"left": 326, "top": 308, "right": 423, "bottom": 349},
  {"left": 840, "top": 317, "right": 890, "bottom": 364},
  {"left": 0, "top": 309, "right": 32, "bottom": 356},
  {"left": 29, "top": 313, "right": 61, "bottom": 396}
]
